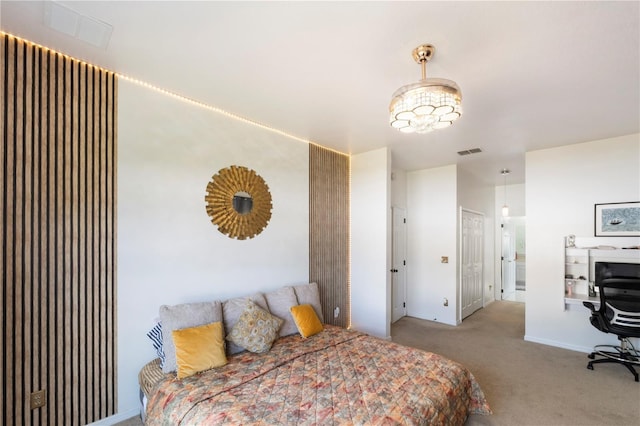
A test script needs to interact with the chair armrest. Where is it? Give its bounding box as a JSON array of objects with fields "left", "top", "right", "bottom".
[{"left": 583, "top": 302, "right": 609, "bottom": 332}]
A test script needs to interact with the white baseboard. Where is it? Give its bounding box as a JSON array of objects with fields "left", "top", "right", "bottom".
[
  {"left": 524, "top": 334, "right": 592, "bottom": 354},
  {"left": 87, "top": 408, "right": 139, "bottom": 425}
]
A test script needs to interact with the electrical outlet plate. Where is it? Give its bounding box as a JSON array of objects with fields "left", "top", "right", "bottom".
[{"left": 30, "top": 389, "right": 46, "bottom": 409}]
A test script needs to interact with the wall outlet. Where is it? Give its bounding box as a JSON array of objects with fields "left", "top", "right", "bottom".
[
  {"left": 30, "top": 389, "right": 46, "bottom": 409},
  {"left": 334, "top": 307, "right": 340, "bottom": 318},
  {"left": 443, "top": 298, "right": 449, "bottom": 307}
]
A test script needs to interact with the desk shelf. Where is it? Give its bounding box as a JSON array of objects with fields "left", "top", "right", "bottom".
[
  {"left": 564, "top": 294, "right": 600, "bottom": 309},
  {"left": 564, "top": 247, "right": 590, "bottom": 302},
  {"left": 562, "top": 241, "right": 640, "bottom": 311}
]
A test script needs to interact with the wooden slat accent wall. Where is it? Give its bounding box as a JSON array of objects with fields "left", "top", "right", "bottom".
[
  {"left": 1, "top": 34, "right": 117, "bottom": 426},
  {"left": 309, "top": 144, "right": 350, "bottom": 327}
]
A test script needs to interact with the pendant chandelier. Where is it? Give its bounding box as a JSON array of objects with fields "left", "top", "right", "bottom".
[
  {"left": 389, "top": 44, "right": 462, "bottom": 134},
  {"left": 501, "top": 169, "right": 510, "bottom": 218}
]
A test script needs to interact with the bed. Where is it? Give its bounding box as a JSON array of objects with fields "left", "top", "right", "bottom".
[
  {"left": 140, "top": 283, "right": 491, "bottom": 424},
  {"left": 141, "top": 324, "right": 491, "bottom": 425}
]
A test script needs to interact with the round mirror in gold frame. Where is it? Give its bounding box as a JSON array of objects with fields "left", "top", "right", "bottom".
[{"left": 205, "top": 166, "right": 272, "bottom": 240}]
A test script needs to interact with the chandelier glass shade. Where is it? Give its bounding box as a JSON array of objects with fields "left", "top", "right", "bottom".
[
  {"left": 501, "top": 204, "right": 510, "bottom": 218},
  {"left": 389, "top": 44, "right": 462, "bottom": 134}
]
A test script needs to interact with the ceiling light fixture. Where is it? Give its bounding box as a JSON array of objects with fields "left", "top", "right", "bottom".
[
  {"left": 389, "top": 44, "right": 462, "bottom": 134},
  {"left": 501, "top": 169, "right": 510, "bottom": 218}
]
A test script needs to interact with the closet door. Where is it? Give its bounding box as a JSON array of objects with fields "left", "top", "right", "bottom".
[{"left": 461, "top": 209, "right": 484, "bottom": 319}]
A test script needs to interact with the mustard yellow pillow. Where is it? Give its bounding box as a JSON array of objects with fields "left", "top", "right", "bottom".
[
  {"left": 290, "top": 304, "right": 324, "bottom": 338},
  {"left": 172, "top": 321, "right": 227, "bottom": 379}
]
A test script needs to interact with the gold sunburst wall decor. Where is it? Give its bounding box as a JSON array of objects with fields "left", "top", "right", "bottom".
[{"left": 205, "top": 166, "right": 273, "bottom": 240}]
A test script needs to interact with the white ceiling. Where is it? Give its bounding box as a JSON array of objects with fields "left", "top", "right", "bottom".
[{"left": 2, "top": 1, "right": 639, "bottom": 185}]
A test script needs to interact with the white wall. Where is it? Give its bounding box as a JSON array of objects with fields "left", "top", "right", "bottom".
[
  {"left": 525, "top": 133, "right": 640, "bottom": 352},
  {"left": 351, "top": 148, "right": 391, "bottom": 338},
  {"left": 391, "top": 167, "right": 407, "bottom": 209},
  {"left": 117, "top": 80, "right": 310, "bottom": 414},
  {"left": 406, "top": 165, "right": 458, "bottom": 325}
]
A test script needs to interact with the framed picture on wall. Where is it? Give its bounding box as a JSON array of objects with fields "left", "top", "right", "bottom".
[{"left": 594, "top": 201, "right": 640, "bottom": 237}]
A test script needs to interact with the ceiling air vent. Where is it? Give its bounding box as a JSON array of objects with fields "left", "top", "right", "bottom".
[
  {"left": 457, "top": 148, "right": 483, "bottom": 156},
  {"left": 44, "top": 1, "right": 113, "bottom": 49}
]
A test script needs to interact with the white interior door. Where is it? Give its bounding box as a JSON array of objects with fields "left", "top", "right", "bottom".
[
  {"left": 461, "top": 210, "right": 484, "bottom": 319},
  {"left": 391, "top": 207, "right": 407, "bottom": 323}
]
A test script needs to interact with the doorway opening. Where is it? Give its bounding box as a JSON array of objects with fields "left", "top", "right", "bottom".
[{"left": 501, "top": 216, "right": 525, "bottom": 303}]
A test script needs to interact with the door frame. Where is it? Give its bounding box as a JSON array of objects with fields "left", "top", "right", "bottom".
[
  {"left": 501, "top": 220, "right": 517, "bottom": 300},
  {"left": 391, "top": 206, "right": 407, "bottom": 323}
]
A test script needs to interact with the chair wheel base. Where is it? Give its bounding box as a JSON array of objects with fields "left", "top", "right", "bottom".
[{"left": 586, "top": 345, "right": 640, "bottom": 382}]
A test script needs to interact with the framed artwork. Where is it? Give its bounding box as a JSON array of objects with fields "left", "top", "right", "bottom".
[{"left": 594, "top": 201, "right": 640, "bottom": 237}]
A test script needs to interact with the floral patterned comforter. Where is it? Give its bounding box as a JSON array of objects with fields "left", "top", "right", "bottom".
[{"left": 145, "top": 325, "right": 491, "bottom": 425}]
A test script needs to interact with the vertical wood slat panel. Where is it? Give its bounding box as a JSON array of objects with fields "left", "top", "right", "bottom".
[
  {"left": 4, "top": 33, "right": 17, "bottom": 425},
  {"left": 31, "top": 45, "right": 42, "bottom": 426},
  {"left": 70, "top": 58, "right": 80, "bottom": 426},
  {"left": 78, "top": 61, "right": 88, "bottom": 425},
  {"left": 38, "top": 44, "right": 50, "bottom": 426},
  {"left": 62, "top": 53, "right": 72, "bottom": 425},
  {"left": 23, "top": 36, "right": 35, "bottom": 426},
  {"left": 85, "top": 65, "right": 96, "bottom": 423},
  {"left": 55, "top": 50, "right": 65, "bottom": 426},
  {"left": 46, "top": 49, "right": 57, "bottom": 425},
  {"left": 0, "top": 27, "right": 6, "bottom": 425},
  {"left": 15, "top": 36, "right": 26, "bottom": 425},
  {"left": 309, "top": 144, "right": 350, "bottom": 328},
  {"left": 91, "top": 66, "right": 100, "bottom": 420},
  {"left": 1, "top": 34, "right": 117, "bottom": 426},
  {"left": 106, "top": 71, "right": 118, "bottom": 417}
]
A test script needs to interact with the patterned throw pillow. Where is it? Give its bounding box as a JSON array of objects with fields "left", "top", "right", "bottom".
[
  {"left": 223, "top": 293, "right": 271, "bottom": 355},
  {"left": 146, "top": 322, "right": 165, "bottom": 367},
  {"left": 227, "top": 299, "right": 283, "bottom": 353}
]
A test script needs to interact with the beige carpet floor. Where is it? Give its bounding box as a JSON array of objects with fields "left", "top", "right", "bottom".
[
  {"left": 118, "top": 300, "right": 640, "bottom": 425},
  {"left": 392, "top": 301, "right": 640, "bottom": 426}
]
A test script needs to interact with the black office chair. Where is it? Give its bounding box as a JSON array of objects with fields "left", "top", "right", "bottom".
[{"left": 583, "top": 268, "right": 640, "bottom": 382}]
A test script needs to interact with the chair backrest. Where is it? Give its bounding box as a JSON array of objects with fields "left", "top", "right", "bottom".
[
  {"left": 595, "top": 262, "right": 640, "bottom": 337},
  {"left": 600, "top": 279, "right": 640, "bottom": 326}
]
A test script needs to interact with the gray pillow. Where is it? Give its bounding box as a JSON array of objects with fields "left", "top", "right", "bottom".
[
  {"left": 293, "top": 282, "right": 324, "bottom": 323},
  {"left": 159, "top": 300, "right": 223, "bottom": 373},
  {"left": 264, "top": 286, "right": 299, "bottom": 337},
  {"left": 223, "top": 293, "right": 269, "bottom": 355}
]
